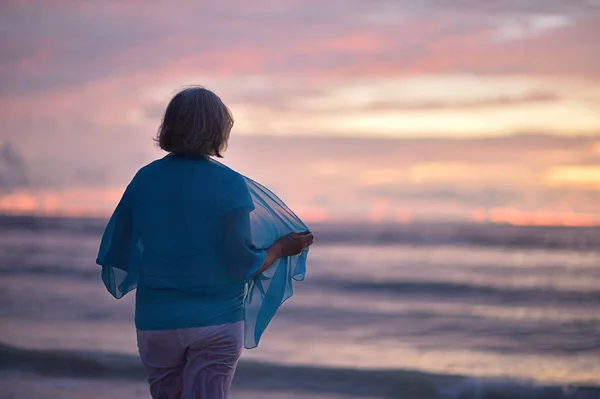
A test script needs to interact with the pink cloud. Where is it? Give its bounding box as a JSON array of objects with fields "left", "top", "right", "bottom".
[{"left": 1, "top": 1, "right": 599, "bottom": 98}]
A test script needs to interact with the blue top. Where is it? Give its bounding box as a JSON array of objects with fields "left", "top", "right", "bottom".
[{"left": 96, "top": 154, "right": 309, "bottom": 348}]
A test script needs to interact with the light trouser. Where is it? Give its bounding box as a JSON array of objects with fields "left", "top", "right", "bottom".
[{"left": 136, "top": 321, "right": 243, "bottom": 399}]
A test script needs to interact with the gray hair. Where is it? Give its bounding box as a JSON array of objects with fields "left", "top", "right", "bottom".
[{"left": 156, "top": 86, "right": 234, "bottom": 157}]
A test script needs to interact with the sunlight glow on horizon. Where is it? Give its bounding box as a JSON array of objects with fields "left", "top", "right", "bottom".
[
  {"left": 475, "top": 207, "right": 600, "bottom": 227},
  {"left": 2, "top": 187, "right": 599, "bottom": 227}
]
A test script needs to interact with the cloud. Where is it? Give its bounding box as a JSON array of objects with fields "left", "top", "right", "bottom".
[
  {"left": 368, "top": 187, "right": 521, "bottom": 208},
  {"left": 0, "top": 143, "right": 28, "bottom": 189},
  {"left": 0, "top": 0, "right": 599, "bottom": 97},
  {"left": 0, "top": 2, "right": 597, "bottom": 144},
  {"left": 546, "top": 165, "right": 600, "bottom": 189},
  {"left": 298, "top": 91, "right": 562, "bottom": 113},
  {"left": 385, "top": 92, "right": 560, "bottom": 110}
]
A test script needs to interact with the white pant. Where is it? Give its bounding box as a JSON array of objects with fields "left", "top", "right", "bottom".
[{"left": 136, "top": 322, "right": 244, "bottom": 399}]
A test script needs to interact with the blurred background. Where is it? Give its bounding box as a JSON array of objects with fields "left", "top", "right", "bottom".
[{"left": 0, "top": 1, "right": 599, "bottom": 398}]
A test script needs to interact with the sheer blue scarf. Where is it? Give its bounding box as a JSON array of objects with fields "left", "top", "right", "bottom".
[{"left": 97, "top": 158, "right": 309, "bottom": 349}]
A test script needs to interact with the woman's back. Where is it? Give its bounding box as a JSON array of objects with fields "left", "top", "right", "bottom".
[{"left": 133, "top": 154, "right": 256, "bottom": 329}]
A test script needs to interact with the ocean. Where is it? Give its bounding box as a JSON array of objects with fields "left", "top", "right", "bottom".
[{"left": 0, "top": 215, "right": 599, "bottom": 399}]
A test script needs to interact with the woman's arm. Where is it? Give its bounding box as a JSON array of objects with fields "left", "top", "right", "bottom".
[
  {"left": 97, "top": 175, "right": 139, "bottom": 271},
  {"left": 219, "top": 207, "right": 314, "bottom": 279},
  {"left": 257, "top": 241, "right": 283, "bottom": 275}
]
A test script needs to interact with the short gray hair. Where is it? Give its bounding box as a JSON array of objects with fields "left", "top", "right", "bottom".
[{"left": 156, "top": 86, "right": 234, "bottom": 157}]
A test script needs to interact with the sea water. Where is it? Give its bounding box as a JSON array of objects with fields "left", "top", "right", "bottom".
[{"left": 0, "top": 216, "right": 599, "bottom": 398}]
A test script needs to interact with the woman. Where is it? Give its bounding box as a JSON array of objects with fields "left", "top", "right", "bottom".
[{"left": 96, "top": 86, "right": 314, "bottom": 398}]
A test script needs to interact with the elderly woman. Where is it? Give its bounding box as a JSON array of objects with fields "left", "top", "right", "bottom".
[{"left": 96, "top": 86, "right": 314, "bottom": 399}]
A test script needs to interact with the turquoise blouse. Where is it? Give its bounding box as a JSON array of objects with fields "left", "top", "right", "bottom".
[{"left": 96, "top": 154, "right": 309, "bottom": 348}]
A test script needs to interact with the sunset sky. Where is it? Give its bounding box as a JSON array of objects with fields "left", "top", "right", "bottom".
[{"left": 1, "top": 0, "right": 599, "bottom": 224}]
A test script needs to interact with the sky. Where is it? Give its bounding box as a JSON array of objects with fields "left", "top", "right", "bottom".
[{"left": 0, "top": 0, "right": 599, "bottom": 224}]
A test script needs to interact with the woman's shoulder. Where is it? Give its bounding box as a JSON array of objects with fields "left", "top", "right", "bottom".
[
  {"left": 131, "top": 157, "right": 166, "bottom": 180},
  {"left": 204, "top": 158, "right": 247, "bottom": 185},
  {"left": 134, "top": 155, "right": 246, "bottom": 186}
]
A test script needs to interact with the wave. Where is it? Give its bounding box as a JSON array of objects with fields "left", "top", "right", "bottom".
[
  {"left": 8, "top": 266, "right": 600, "bottom": 310},
  {"left": 309, "top": 222, "right": 600, "bottom": 251},
  {"left": 2, "top": 215, "right": 600, "bottom": 251},
  {"left": 0, "top": 215, "right": 106, "bottom": 235},
  {"left": 318, "top": 279, "right": 600, "bottom": 307},
  {"left": 3, "top": 263, "right": 599, "bottom": 310},
  {"left": 0, "top": 264, "right": 98, "bottom": 280},
  {"left": 1, "top": 342, "right": 596, "bottom": 398}
]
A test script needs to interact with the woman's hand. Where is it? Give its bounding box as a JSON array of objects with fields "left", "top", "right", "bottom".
[
  {"left": 256, "top": 232, "right": 314, "bottom": 276},
  {"left": 276, "top": 232, "right": 314, "bottom": 257}
]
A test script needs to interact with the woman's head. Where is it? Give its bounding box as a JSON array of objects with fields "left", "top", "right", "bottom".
[{"left": 156, "top": 86, "right": 234, "bottom": 157}]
